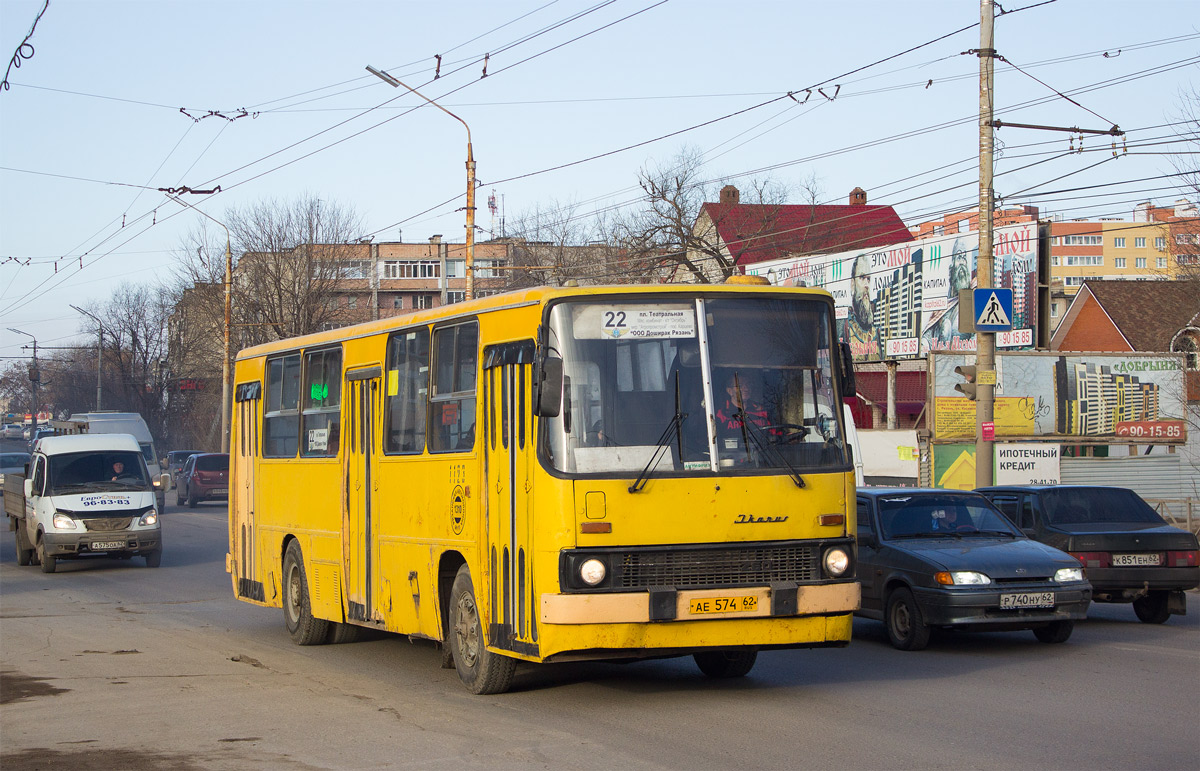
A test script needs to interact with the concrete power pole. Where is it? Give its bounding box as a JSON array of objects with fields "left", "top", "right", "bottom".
[{"left": 976, "top": 0, "right": 996, "bottom": 487}]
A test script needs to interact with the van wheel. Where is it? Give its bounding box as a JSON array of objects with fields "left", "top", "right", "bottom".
[
  {"left": 694, "top": 650, "right": 758, "bottom": 678},
  {"left": 449, "top": 565, "right": 516, "bottom": 694},
  {"left": 144, "top": 550, "right": 162, "bottom": 568},
  {"left": 283, "top": 541, "right": 328, "bottom": 645},
  {"left": 1133, "top": 591, "right": 1170, "bottom": 624},
  {"left": 14, "top": 525, "right": 34, "bottom": 566},
  {"left": 37, "top": 537, "right": 56, "bottom": 574}
]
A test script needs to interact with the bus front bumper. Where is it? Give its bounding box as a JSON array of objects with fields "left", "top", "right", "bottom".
[{"left": 541, "top": 582, "right": 860, "bottom": 625}]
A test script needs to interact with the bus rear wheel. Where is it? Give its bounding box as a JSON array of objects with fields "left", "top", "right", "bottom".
[
  {"left": 694, "top": 650, "right": 758, "bottom": 678},
  {"left": 449, "top": 565, "right": 515, "bottom": 695},
  {"left": 283, "top": 541, "right": 328, "bottom": 645}
]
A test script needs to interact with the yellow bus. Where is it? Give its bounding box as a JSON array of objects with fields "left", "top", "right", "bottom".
[{"left": 227, "top": 279, "right": 860, "bottom": 693}]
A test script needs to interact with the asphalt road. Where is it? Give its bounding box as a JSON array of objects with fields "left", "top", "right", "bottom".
[{"left": 2, "top": 498, "right": 1197, "bottom": 771}]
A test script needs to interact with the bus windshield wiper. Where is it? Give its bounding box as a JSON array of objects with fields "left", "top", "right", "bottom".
[
  {"left": 630, "top": 373, "right": 684, "bottom": 493},
  {"left": 739, "top": 414, "right": 805, "bottom": 488}
]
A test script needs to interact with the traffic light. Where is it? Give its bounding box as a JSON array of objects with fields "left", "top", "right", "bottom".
[{"left": 954, "top": 365, "right": 977, "bottom": 400}]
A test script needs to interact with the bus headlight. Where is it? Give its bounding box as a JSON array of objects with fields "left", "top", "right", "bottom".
[
  {"left": 823, "top": 547, "right": 850, "bottom": 577},
  {"left": 579, "top": 558, "right": 607, "bottom": 586}
]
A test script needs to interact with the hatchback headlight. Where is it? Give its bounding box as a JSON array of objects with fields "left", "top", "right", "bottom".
[
  {"left": 1053, "top": 567, "right": 1084, "bottom": 583},
  {"left": 823, "top": 547, "right": 851, "bottom": 577},
  {"left": 52, "top": 512, "right": 76, "bottom": 530},
  {"left": 579, "top": 558, "right": 607, "bottom": 586},
  {"left": 936, "top": 571, "right": 991, "bottom": 585}
]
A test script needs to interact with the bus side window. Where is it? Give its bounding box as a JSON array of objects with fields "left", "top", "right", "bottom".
[
  {"left": 430, "top": 322, "right": 478, "bottom": 453},
  {"left": 384, "top": 327, "right": 430, "bottom": 454},
  {"left": 264, "top": 353, "right": 301, "bottom": 458}
]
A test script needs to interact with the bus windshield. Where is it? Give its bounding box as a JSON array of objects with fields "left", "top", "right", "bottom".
[{"left": 543, "top": 295, "right": 848, "bottom": 476}]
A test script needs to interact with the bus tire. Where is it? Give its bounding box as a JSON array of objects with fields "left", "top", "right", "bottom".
[
  {"left": 283, "top": 541, "right": 328, "bottom": 645},
  {"left": 37, "top": 536, "right": 56, "bottom": 574},
  {"left": 694, "top": 649, "right": 758, "bottom": 678},
  {"left": 449, "top": 565, "right": 516, "bottom": 695},
  {"left": 327, "top": 622, "right": 361, "bottom": 644}
]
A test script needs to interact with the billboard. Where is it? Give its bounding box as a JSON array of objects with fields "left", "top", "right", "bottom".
[
  {"left": 931, "top": 352, "right": 1188, "bottom": 442},
  {"left": 747, "top": 221, "right": 1040, "bottom": 362}
]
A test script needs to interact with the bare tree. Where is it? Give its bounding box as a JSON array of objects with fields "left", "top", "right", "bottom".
[
  {"left": 1170, "top": 86, "right": 1200, "bottom": 282},
  {"left": 504, "top": 200, "right": 632, "bottom": 287},
  {"left": 613, "top": 147, "right": 793, "bottom": 283}
]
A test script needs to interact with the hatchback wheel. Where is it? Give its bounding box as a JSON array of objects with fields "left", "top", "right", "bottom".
[{"left": 885, "top": 587, "right": 930, "bottom": 651}]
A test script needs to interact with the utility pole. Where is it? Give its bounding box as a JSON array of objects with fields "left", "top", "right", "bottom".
[
  {"left": 976, "top": 0, "right": 996, "bottom": 487},
  {"left": 70, "top": 304, "right": 103, "bottom": 410},
  {"left": 366, "top": 65, "right": 476, "bottom": 300}
]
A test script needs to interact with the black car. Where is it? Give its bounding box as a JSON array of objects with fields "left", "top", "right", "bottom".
[
  {"left": 977, "top": 485, "right": 1199, "bottom": 624},
  {"left": 856, "top": 488, "right": 1092, "bottom": 650}
]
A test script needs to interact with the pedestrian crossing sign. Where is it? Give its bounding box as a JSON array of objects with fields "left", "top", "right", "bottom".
[{"left": 973, "top": 288, "right": 1013, "bottom": 332}]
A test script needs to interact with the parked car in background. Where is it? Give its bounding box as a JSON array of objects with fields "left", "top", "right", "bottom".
[
  {"left": 3, "top": 423, "right": 24, "bottom": 440},
  {"left": 164, "top": 450, "right": 199, "bottom": 489},
  {"left": 977, "top": 485, "right": 1199, "bottom": 624},
  {"left": 30, "top": 427, "right": 55, "bottom": 445},
  {"left": 175, "top": 453, "right": 229, "bottom": 508},
  {"left": 855, "top": 488, "right": 1091, "bottom": 650}
]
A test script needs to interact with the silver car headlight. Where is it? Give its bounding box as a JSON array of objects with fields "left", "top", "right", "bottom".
[
  {"left": 1054, "top": 567, "right": 1084, "bottom": 583},
  {"left": 823, "top": 547, "right": 851, "bottom": 577}
]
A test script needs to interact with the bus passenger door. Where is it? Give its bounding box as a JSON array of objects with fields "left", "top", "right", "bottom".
[
  {"left": 231, "top": 382, "right": 264, "bottom": 602},
  {"left": 343, "top": 367, "right": 381, "bottom": 623},
  {"left": 483, "top": 341, "right": 538, "bottom": 657}
]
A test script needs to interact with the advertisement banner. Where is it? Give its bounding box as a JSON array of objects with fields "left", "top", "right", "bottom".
[
  {"left": 931, "top": 352, "right": 1188, "bottom": 441},
  {"left": 748, "top": 222, "right": 1039, "bottom": 362},
  {"left": 995, "top": 443, "right": 1060, "bottom": 485},
  {"left": 932, "top": 443, "right": 975, "bottom": 490}
]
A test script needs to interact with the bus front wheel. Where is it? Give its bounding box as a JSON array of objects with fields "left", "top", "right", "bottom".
[
  {"left": 449, "top": 565, "right": 516, "bottom": 695},
  {"left": 283, "top": 541, "right": 328, "bottom": 645}
]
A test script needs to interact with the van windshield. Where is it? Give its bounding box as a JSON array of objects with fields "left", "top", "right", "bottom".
[{"left": 46, "top": 451, "right": 151, "bottom": 495}]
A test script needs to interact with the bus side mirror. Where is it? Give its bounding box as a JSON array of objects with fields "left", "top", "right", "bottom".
[
  {"left": 839, "top": 341, "right": 857, "bottom": 397},
  {"left": 534, "top": 356, "right": 563, "bottom": 418}
]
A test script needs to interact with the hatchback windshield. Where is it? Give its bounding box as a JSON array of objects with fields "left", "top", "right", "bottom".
[
  {"left": 879, "top": 495, "right": 1021, "bottom": 538},
  {"left": 1041, "top": 487, "right": 1164, "bottom": 525},
  {"left": 46, "top": 450, "right": 151, "bottom": 494},
  {"left": 543, "top": 295, "right": 848, "bottom": 476}
]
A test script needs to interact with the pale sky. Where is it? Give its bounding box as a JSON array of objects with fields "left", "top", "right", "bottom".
[{"left": 1, "top": 0, "right": 1196, "bottom": 360}]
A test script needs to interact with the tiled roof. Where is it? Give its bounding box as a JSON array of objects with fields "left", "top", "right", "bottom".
[
  {"left": 854, "top": 371, "right": 927, "bottom": 406},
  {"left": 701, "top": 202, "right": 913, "bottom": 265},
  {"left": 1084, "top": 281, "right": 1200, "bottom": 351}
]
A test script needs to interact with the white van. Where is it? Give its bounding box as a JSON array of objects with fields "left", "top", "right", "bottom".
[
  {"left": 13, "top": 433, "right": 166, "bottom": 572},
  {"left": 55, "top": 412, "right": 166, "bottom": 509}
]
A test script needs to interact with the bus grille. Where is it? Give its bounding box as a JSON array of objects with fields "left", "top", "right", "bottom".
[{"left": 616, "top": 544, "right": 820, "bottom": 589}]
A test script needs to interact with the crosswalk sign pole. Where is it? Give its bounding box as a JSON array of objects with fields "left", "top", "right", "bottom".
[{"left": 975, "top": 0, "right": 996, "bottom": 488}]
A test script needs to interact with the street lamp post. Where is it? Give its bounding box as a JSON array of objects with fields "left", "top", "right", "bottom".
[
  {"left": 69, "top": 304, "right": 103, "bottom": 411},
  {"left": 8, "top": 327, "right": 39, "bottom": 443},
  {"left": 167, "top": 195, "right": 233, "bottom": 453},
  {"left": 366, "top": 65, "right": 475, "bottom": 301}
]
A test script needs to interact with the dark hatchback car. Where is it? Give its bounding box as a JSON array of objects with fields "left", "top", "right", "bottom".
[
  {"left": 977, "top": 485, "right": 1199, "bottom": 624},
  {"left": 175, "top": 453, "right": 229, "bottom": 508},
  {"left": 856, "top": 488, "right": 1091, "bottom": 650}
]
